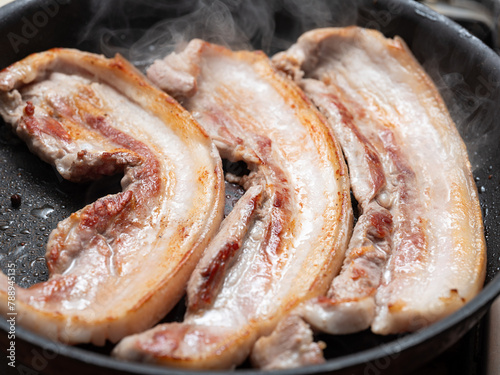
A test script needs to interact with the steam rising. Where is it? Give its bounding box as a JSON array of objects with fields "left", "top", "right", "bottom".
[
  {"left": 81, "top": 0, "right": 358, "bottom": 70},
  {"left": 85, "top": 0, "right": 273, "bottom": 69},
  {"left": 411, "top": 18, "right": 500, "bottom": 170},
  {"left": 78, "top": 0, "right": 500, "bottom": 170},
  {"left": 438, "top": 71, "right": 499, "bottom": 169}
]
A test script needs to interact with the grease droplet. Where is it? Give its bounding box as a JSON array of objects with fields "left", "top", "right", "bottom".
[
  {"left": 30, "top": 204, "right": 55, "bottom": 220},
  {"left": 0, "top": 221, "right": 12, "bottom": 231},
  {"left": 10, "top": 243, "right": 26, "bottom": 257},
  {"left": 457, "top": 28, "right": 472, "bottom": 39},
  {"left": 415, "top": 8, "right": 439, "bottom": 21}
]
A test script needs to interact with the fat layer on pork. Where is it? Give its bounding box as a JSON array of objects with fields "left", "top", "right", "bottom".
[
  {"left": 112, "top": 39, "right": 352, "bottom": 369},
  {"left": 269, "top": 25, "right": 486, "bottom": 341},
  {"left": 0, "top": 49, "right": 225, "bottom": 345}
]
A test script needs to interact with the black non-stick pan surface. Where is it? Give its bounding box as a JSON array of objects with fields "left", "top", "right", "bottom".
[{"left": 0, "top": 0, "right": 499, "bottom": 374}]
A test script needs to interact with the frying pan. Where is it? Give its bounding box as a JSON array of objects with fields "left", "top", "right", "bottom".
[{"left": 1, "top": 0, "right": 500, "bottom": 374}]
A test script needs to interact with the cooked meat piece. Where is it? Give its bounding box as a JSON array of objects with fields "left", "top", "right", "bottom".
[
  {"left": 272, "top": 26, "right": 486, "bottom": 336},
  {"left": 112, "top": 40, "right": 352, "bottom": 369},
  {"left": 0, "top": 49, "right": 225, "bottom": 345},
  {"left": 250, "top": 314, "right": 325, "bottom": 370}
]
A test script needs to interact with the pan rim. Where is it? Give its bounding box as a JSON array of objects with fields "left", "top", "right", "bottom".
[{"left": 1, "top": 275, "right": 498, "bottom": 374}]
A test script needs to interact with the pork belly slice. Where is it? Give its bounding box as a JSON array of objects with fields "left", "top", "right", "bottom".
[
  {"left": 0, "top": 49, "right": 224, "bottom": 345},
  {"left": 112, "top": 40, "right": 352, "bottom": 369},
  {"left": 271, "top": 26, "right": 486, "bottom": 336},
  {"left": 250, "top": 314, "right": 326, "bottom": 370}
]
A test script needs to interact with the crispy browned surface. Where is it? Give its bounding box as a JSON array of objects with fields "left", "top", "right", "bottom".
[
  {"left": 0, "top": 49, "right": 224, "bottom": 345},
  {"left": 112, "top": 40, "right": 352, "bottom": 369},
  {"left": 273, "top": 26, "right": 486, "bottom": 336}
]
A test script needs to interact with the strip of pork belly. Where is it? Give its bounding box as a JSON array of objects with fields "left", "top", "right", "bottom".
[
  {"left": 272, "top": 26, "right": 486, "bottom": 336},
  {"left": 250, "top": 314, "right": 325, "bottom": 370},
  {"left": 0, "top": 49, "right": 224, "bottom": 345},
  {"left": 112, "top": 40, "right": 352, "bottom": 369}
]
